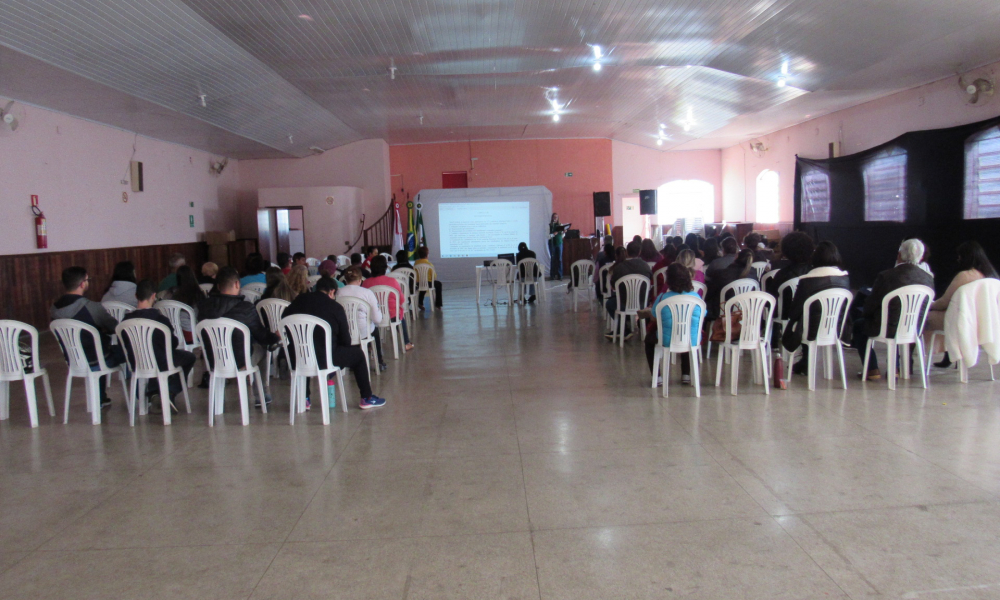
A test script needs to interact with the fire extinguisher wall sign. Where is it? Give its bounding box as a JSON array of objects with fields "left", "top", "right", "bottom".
[{"left": 31, "top": 195, "right": 47, "bottom": 249}]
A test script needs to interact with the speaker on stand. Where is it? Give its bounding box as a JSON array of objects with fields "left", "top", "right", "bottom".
[{"left": 593, "top": 191, "right": 611, "bottom": 239}]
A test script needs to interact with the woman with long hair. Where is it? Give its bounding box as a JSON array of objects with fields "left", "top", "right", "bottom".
[
  {"left": 286, "top": 265, "right": 312, "bottom": 296},
  {"left": 168, "top": 265, "right": 207, "bottom": 344},
  {"left": 640, "top": 262, "right": 703, "bottom": 385},
  {"left": 927, "top": 241, "right": 998, "bottom": 366},
  {"left": 102, "top": 261, "right": 138, "bottom": 306},
  {"left": 639, "top": 238, "right": 660, "bottom": 265}
]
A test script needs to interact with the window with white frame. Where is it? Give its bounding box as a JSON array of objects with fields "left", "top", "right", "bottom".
[
  {"left": 863, "top": 148, "right": 907, "bottom": 222},
  {"left": 656, "top": 180, "right": 715, "bottom": 233},
  {"left": 755, "top": 169, "right": 780, "bottom": 223},
  {"left": 964, "top": 126, "right": 1000, "bottom": 219},
  {"left": 800, "top": 167, "right": 831, "bottom": 222}
]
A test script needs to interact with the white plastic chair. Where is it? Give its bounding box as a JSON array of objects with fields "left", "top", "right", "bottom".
[
  {"left": 155, "top": 300, "right": 202, "bottom": 387},
  {"left": 598, "top": 263, "right": 615, "bottom": 329},
  {"left": 782, "top": 288, "right": 852, "bottom": 391},
  {"left": 337, "top": 296, "right": 379, "bottom": 374},
  {"left": 256, "top": 298, "right": 290, "bottom": 382},
  {"left": 50, "top": 319, "right": 128, "bottom": 425},
  {"left": 775, "top": 276, "right": 802, "bottom": 337},
  {"left": 750, "top": 261, "right": 769, "bottom": 281},
  {"left": 863, "top": 285, "right": 933, "bottom": 390},
  {"left": 759, "top": 269, "right": 779, "bottom": 293},
  {"left": 569, "top": 260, "right": 595, "bottom": 311},
  {"left": 612, "top": 274, "right": 651, "bottom": 347},
  {"left": 652, "top": 266, "right": 668, "bottom": 293},
  {"left": 706, "top": 278, "right": 760, "bottom": 364},
  {"left": 195, "top": 318, "right": 267, "bottom": 427},
  {"left": 692, "top": 280, "right": 707, "bottom": 299},
  {"left": 307, "top": 275, "right": 322, "bottom": 289},
  {"left": 927, "top": 278, "right": 1000, "bottom": 383},
  {"left": 116, "top": 318, "right": 192, "bottom": 426},
  {"left": 714, "top": 291, "right": 774, "bottom": 396},
  {"left": 199, "top": 283, "right": 214, "bottom": 294},
  {"left": 370, "top": 285, "right": 405, "bottom": 360},
  {"left": 650, "top": 296, "right": 707, "bottom": 397},
  {"left": 279, "top": 314, "right": 346, "bottom": 424},
  {"left": 414, "top": 263, "right": 437, "bottom": 310},
  {"left": 0, "top": 320, "right": 54, "bottom": 428},
  {"left": 388, "top": 270, "right": 417, "bottom": 322},
  {"left": 102, "top": 301, "right": 134, "bottom": 324},
  {"left": 336, "top": 255, "right": 351, "bottom": 269},
  {"left": 241, "top": 283, "right": 265, "bottom": 304},
  {"left": 488, "top": 259, "right": 516, "bottom": 306}
]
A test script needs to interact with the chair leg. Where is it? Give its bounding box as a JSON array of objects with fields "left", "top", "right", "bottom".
[
  {"left": 157, "top": 374, "right": 172, "bottom": 426},
  {"left": 730, "top": 348, "right": 740, "bottom": 396},
  {"left": 319, "top": 376, "right": 331, "bottom": 426},
  {"left": 63, "top": 374, "right": 73, "bottom": 424},
  {"left": 836, "top": 343, "right": 848, "bottom": 390},
  {"left": 87, "top": 377, "right": 101, "bottom": 425},
  {"left": 41, "top": 373, "right": 54, "bottom": 417},
  {"left": 692, "top": 349, "right": 702, "bottom": 398},
  {"left": 390, "top": 325, "right": 400, "bottom": 360},
  {"left": 662, "top": 351, "right": 670, "bottom": 398},
  {"left": 651, "top": 347, "right": 661, "bottom": 388},
  {"left": 807, "top": 344, "right": 817, "bottom": 391},
  {"left": 959, "top": 359, "right": 969, "bottom": 383},
  {"left": 180, "top": 371, "right": 192, "bottom": 414},
  {"left": 128, "top": 376, "right": 138, "bottom": 427},
  {"left": 760, "top": 346, "right": 770, "bottom": 395},
  {"left": 887, "top": 341, "right": 897, "bottom": 390},
  {"left": 337, "top": 370, "right": 348, "bottom": 413},
  {"left": 236, "top": 375, "right": 250, "bottom": 426},
  {"left": 23, "top": 380, "right": 39, "bottom": 428},
  {"left": 862, "top": 341, "right": 873, "bottom": 382},
  {"left": 254, "top": 371, "right": 267, "bottom": 414},
  {"left": 715, "top": 346, "right": 725, "bottom": 387},
  {"left": 619, "top": 314, "right": 626, "bottom": 348},
  {"left": 207, "top": 374, "right": 216, "bottom": 427},
  {"left": 289, "top": 376, "right": 298, "bottom": 425},
  {"left": 915, "top": 339, "right": 927, "bottom": 389},
  {"left": 0, "top": 381, "right": 8, "bottom": 421},
  {"left": 783, "top": 349, "right": 794, "bottom": 383}
]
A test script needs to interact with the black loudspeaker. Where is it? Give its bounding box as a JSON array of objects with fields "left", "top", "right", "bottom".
[
  {"left": 639, "top": 189, "right": 657, "bottom": 215},
  {"left": 593, "top": 191, "right": 611, "bottom": 217},
  {"left": 565, "top": 229, "right": 580, "bottom": 240}
]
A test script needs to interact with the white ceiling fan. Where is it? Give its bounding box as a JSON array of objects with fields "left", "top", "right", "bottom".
[
  {"left": 959, "top": 76, "right": 995, "bottom": 105},
  {"left": 0, "top": 100, "right": 18, "bottom": 131}
]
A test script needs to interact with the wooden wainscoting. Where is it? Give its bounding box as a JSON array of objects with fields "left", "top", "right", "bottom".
[{"left": 0, "top": 242, "right": 207, "bottom": 328}]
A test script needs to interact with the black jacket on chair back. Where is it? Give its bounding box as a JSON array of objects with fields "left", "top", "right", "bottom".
[
  {"left": 863, "top": 264, "right": 934, "bottom": 338},
  {"left": 781, "top": 269, "right": 851, "bottom": 352}
]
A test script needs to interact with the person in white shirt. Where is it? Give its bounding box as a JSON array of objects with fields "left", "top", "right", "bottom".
[{"left": 334, "top": 267, "right": 386, "bottom": 369}]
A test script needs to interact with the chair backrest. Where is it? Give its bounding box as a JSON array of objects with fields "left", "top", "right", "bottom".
[
  {"left": 336, "top": 255, "right": 351, "bottom": 268},
  {"left": 652, "top": 267, "right": 668, "bottom": 293},
  {"left": 337, "top": 296, "right": 373, "bottom": 344},
  {"left": 489, "top": 259, "right": 515, "bottom": 285},
  {"left": 242, "top": 282, "right": 267, "bottom": 295},
  {"left": 199, "top": 283, "right": 214, "bottom": 294},
  {"left": 0, "top": 320, "right": 38, "bottom": 380},
  {"left": 598, "top": 263, "right": 614, "bottom": 297},
  {"left": 723, "top": 291, "right": 775, "bottom": 349},
  {"left": 570, "top": 260, "right": 594, "bottom": 286},
  {"left": 615, "top": 274, "right": 651, "bottom": 313},
  {"left": 241, "top": 289, "right": 262, "bottom": 304},
  {"left": 801, "top": 288, "right": 854, "bottom": 346},
  {"left": 387, "top": 271, "right": 412, "bottom": 297},
  {"left": 307, "top": 275, "right": 322, "bottom": 288},
  {"left": 414, "top": 263, "right": 434, "bottom": 291},
  {"left": 759, "top": 269, "right": 779, "bottom": 292},
  {"left": 155, "top": 300, "right": 196, "bottom": 346},
  {"left": 102, "top": 301, "right": 134, "bottom": 324},
  {"left": 50, "top": 319, "right": 112, "bottom": 375},
  {"left": 520, "top": 258, "right": 544, "bottom": 284},
  {"left": 750, "top": 261, "right": 769, "bottom": 281},
  {"left": 369, "top": 284, "right": 403, "bottom": 325},
  {"left": 879, "top": 284, "right": 935, "bottom": 342},
  {"left": 719, "top": 278, "right": 760, "bottom": 308},
  {"left": 116, "top": 318, "right": 176, "bottom": 377},
  {"left": 776, "top": 276, "right": 802, "bottom": 320},
  {"left": 692, "top": 280, "right": 707, "bottom": 299},
  {"left": 256, "top": 298, "right": 290, "bottom": 333},
  {"left": 279, "top": 314, "right": 332, "bottom": 376},
  {"left": 195, "top": 318, "right": 253, "bottom": 377},
  {"left": 654, "top": 295, "right": 707, "bottom": 353}
]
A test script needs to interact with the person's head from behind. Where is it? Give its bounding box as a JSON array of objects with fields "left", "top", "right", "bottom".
[
  {"left": 897, "top": 239, "right": 925, "bottom": 266},
  {"left": 743, "top": 232, "right": 762, "bottom": 251},
  {"left": 288, "top": 265, "right": 310, "bottom": 293},
  {"left": 176, "top": 265, "right": 199, "bottom": 290},
  {"left": 168, "top": 253, "right": 186, "bottom": 272},
  {"left": 666, "top": 262, "right": 694, "bottom": 294},
  {"left": 265, "top": 267, "right": 284, "bottom": 290},
  {"left": 780, "top": 232, "right": 815, "bottom": 266},
  {"left": 245, "top": 254, "right": 265, "bottom": 276},
  {"left": 957, "top": 240, "right": 998, "bottom": 278},
  {"left": 614, "top": 246, "right": 627, "bottom": 263},
  {"left": 62, "top": 266, "right": 89, "bottom": 294},
  {"left": 292, "top": 252, "right": 306, "bottom": 267},
  {"left": 215, "top": 266, "right": 241, "bottom": 295},
  {"left": 632, "top": 235, "right": 642, "bottom": 244},
  {"left": 676, "top": 249, "right": 696, "bottom": 276},
  {"left": 702, "top": 238, "right": 720, "bottom": 261},
  {"left": 812, "top": 241, "right": 843, "bottom": 269},
  {"left": 663, "top": 244, "right": 678, "bottom": 262},
  {"left": 640, "top": 239, "right": 658, "bottom": 261},
  {"left": 684, "top": 233, "right": 701, "bottom": 253},
  {"left": 370, "top": 256, "right": 388, "bottom": 277},
  {"left": 201, "top": 262, "right": 219, "bottom": 279},
  {"left": 603, "top": 242, "right": 615, "bottom": 258},
  {"left": 625, "top": 240, "right": 641, "bottom": 258},
  {"left": 518, "top": 242, "right": 528, "bottom": 253},
  {"left": 277, "top": 252, "right": 291, "bottom": 269},
  {"left": 417, "top": 246, "right": 429, "bottom": 260},
  {"left": 721, "top": 237, "right": 739, "bottom": 256},
  {"left": 318, "top": 260, "right": 337, "bottom": 277},
  {"left": 396, "top": 249, "right": 410, "bottom": 264},
  {"left": 111, "top": 261, "right": 136, "bottom": 283},
  {"left": 350, "top": 253, "right": 363, "bottom": 266},
  {"left": 134, "top": 279, "right": 157, "bottom": 309},
  {"left": 344, "top": 266, "right": 363, "bottom": 284},
  {"left": 315, "top": 275, "right": 338, "bottom": 298}
]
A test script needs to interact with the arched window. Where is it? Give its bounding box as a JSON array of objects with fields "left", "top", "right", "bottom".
[
  {"left": 863, "top": 148, "right": 907, "bottom": 222},
  {"left": 656, "top": 180, "right": 714, "bottom": 233},
  {"left": 800, "top": 167, "right": 831, "bottom": 222},
  {"left": 755, "top": 170, "right": 780, "bottom": 223},
  {"left": 964, "top": 126, "right": 1000, "bottom": 219}
]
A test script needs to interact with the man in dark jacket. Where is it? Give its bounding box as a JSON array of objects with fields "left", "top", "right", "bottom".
[
  {"left": 515, "top": 242, "right": 539, "bottom": 302},
  {"left": 51, "top": 266, "right": 124, "bottom": 408},
  {"left": 852, "top": 239, "right": 934, "bottom": 380},
  {"left": 283, "top": 276, "right": 385, "bottom": 409},
  {"left": 605, "top": 241, "right": 652, "bottom": 337},
  {"left": 121, "top": 280, "right": 196, "bottom": 412},
  {"left": 767, "top": 232, "right": 816, "bottom": 324},
  {"left": 196, "top": 266, "right": 278, "bottom": 404}
]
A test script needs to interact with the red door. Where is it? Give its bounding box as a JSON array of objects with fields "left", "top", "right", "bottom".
[{"left": 442, "top": 171, "right": 468, "bottom": 188}]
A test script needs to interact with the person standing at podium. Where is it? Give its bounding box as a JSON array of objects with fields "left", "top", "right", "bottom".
[{"left": 548, "top": 213, "right": 564, "bottom": 280}]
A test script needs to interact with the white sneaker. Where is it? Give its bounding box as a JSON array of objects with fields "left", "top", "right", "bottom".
[{"left": 681, "top": 375, "right": 691, "bottom": 385}]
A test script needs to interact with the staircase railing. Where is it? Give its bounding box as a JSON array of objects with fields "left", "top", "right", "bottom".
[{"left": 362, "top": 196, "right": 395, "bottom": 252}]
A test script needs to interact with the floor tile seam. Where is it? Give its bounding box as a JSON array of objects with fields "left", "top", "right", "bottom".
[
  {"left": 769, "top": 512, "right": 870, "bottom": 599},
  {"left": 526, "top": 513, "right": 792, "bottom": 535},
  {"left": 768, "top": 497, "right": 1000, "bottom": 519},
  {"left": 0, "top": 553, "right": 31, "bottom": 578},
  {"left": 515, "top": 441, "right": 708, "bottom": 457},
  {"left": 284, "top": 527, "right": 538, "bottom": 546},
  {"left": 692, "top": 427, "right": 795, "bottom": 516},
  {"left": 28, "top": 541, "right": 286, "bottom": 553},
  {"left": 510, "top": 398, "right": 544, "bottom": 600}
]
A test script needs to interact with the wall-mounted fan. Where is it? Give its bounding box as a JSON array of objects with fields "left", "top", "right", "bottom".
[
  {"left": 1, "top": 100, "right": 19, "bottom": 131},
  {"left": 209, "top": 157, "right": 228, "bottom": 175},
  {"left": 960, "top": 76, "right": 994, "bottom": 105},
  {"left": 749, "top": 140, "right": 768, "bottom": 157}
]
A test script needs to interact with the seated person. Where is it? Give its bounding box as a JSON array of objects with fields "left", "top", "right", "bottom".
[
  {"left": 704, "top": 249, "right": 754, "bottom": 322},
  {"left": 594, "top": 242, "right": 616, "bottom": 302},
  {"left": 196, "top": 266, "right": 279, "bottom": 406},
  {"left": 240, "top": 255, "right": 267, "bottom": 287},
  {"left": 515, "top": 242, "right": 540, "bottom": 302},
  {"left": 292, "top": 252, "right": 307, "bottom": 270},
  {"left": 102, "top": 261, "right": 138, "bottom": 307},
  {"left": 705, "top": 237, "right": 739, "bottom": 284},
  {"left": 414, "top": 246, "right": 443, "bottom": 309},
  {"left": 391, "top": 249, "right": 417, "bottom": 296},
  {"left": 852, "top": 239, "right": 934, "bottom": 381},
  {"left": 283, "top": 275, "right": 386, "bottom": 410},
  {"left": 781, "top": 241, "right": 851, "bottom": 375},
  {"left": 605, "top": 240, "right": 653, "bottom": 338},
  {"left": 766, "top": 232, "right": 814, "bottom": 298},
  {"left": 277, "top": 252, "right": 292, "bottom": 275},
  {"left": 639, "top": 263, "right": 703, "bottom": 385},
  {"left": 166, "top": 265, "right": 207, "bottom": 343},
  {"left": 317, "top": 260, "right": 345, "bottom": 288},
  {"left": 51, "top": 266, "right": 124, "bottom": 408},
  {"left": 199, "top": 262, "right": 219, "bottom": 286},
  {"left": 361, "top": 246, "right": 380, "bottom": 271},
  {"left": 349, "top": 253, "right": 372, "bottom": 279},
  {"left": 337, "top": 266, "right": 385, "bottom": 369},
  {"left": 363, "top": 256, "right": 414, "bottom": 352},
  {"left": 121, "top": 279, "right": 197, "bottom": 413},
  {"left": 158, "top": 253, "right": 186, "bottom": 292}
]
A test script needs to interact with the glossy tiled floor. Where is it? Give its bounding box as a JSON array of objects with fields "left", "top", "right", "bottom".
[{"left": 2, "top": 283, "right": 1000, "bottom": 599}]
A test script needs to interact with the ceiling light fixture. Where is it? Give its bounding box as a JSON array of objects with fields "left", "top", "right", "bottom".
[
  {"left": 287, "top": 134, "right": 294, "bottom": 144},
  {"left": 656, "top": 139, "right": 663, "bottom": 146},
  {"left": 297, "top": 14, "right": 313, "bottom": 21},
  {"left": 553, "top": 114, "right": 560, "bottom": 122},
  {"left": 593, "top": 62, "right": 602, "bottom": 72},
  {"left": 389, "top": 58, "right": 397, "bottom": 80},
  {"left": 198, "top": 93, "right": 207, "bottom": 107},
  {"left": 592, "top": 45, "right": 603, "bottom": 59},
  {"left": 777, "top": 76, "right": 787, "bottom": 88}
]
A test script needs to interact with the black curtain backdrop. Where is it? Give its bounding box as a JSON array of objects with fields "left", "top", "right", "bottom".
[{"left": 794, "top": 114, "right": 1000, "bottom": 294}]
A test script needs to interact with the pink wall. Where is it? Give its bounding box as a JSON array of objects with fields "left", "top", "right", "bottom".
[
  {"left": 611, "top": 141, "right": 722, "bottom": 224},
  {"left": 389, "top": 139, "right": 613, "bottom": 236},
  {"left": 722, "top": 60, "right": 1000, "bottom": 223},
  {"left": 0, "top": 100, "right": 243, "bottom": 255}
]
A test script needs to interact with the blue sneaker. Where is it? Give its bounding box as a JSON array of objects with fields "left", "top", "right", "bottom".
[{"left": 359, "top": 395, "right": 386, "bottom": 410}]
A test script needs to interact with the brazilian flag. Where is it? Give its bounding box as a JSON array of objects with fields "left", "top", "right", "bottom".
[{"left": 406, "top": 200, "right": 416, "bottom": 260}]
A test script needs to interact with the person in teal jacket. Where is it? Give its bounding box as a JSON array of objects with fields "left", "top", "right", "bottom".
[{"left": 641, "top": 263, "right": 703, "bottom": 385}]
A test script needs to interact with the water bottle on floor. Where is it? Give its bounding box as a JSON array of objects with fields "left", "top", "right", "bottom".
[{"left": 327, "top": 376, "right": 338, "bottom": 408}]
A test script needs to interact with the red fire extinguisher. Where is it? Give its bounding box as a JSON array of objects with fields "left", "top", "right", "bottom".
[{"left": 31, "top": 195, "right": 47, "bottom": 249}]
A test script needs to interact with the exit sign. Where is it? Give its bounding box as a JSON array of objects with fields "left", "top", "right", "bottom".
[
  {"left": 565, "top": 172, "right": 573, "bottom": 177},
  {"left": 189, "top": 215, "right": 195, "bottom": 228}
]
